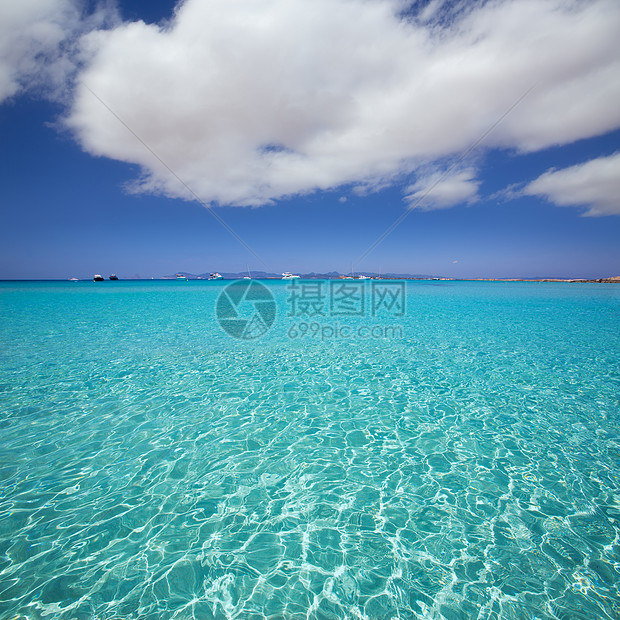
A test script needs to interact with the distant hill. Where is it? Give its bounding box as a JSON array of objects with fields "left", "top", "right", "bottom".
[
  {"left": 163, "top": 272, "right": 620, "bottom": 282},
  {"left": 165, "top": 271, "right": 437, "bottom": 280}
]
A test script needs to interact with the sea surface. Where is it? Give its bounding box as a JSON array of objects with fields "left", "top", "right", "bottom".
[{"left": 0, "top": 279, "right": 619, "bottom": 619}]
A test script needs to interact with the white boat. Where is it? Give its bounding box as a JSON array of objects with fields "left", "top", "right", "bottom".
[
  {"left": 243, "top": 266, "right": 251, "bottom": 279},
  {"left": 282, "top": 272, "right": 300, "bottom": 279},
  {"left": 209, "top": 273, "right": 223, "bottom": 280},
  {"left": 69, "top": 277, "right": 79, "bottom": 281},
  {"left": 93, "top": 274, "right": 104, "bottom": 282},
  {"left": 357, "top": 275, "right": 369, "bottom": 280},
  {"left": 176, "top": 274, "right": 187, "bottom": 280}
]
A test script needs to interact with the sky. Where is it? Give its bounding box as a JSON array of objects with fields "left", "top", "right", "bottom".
[{"left": 1, "top": 0, "right": 619, "bottom": 280}]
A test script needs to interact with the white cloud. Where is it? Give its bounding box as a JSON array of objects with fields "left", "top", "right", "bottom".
[
  {"left": 523, "top": 152, "right": 620, "bottom": 217},
  {"left": 0, "top": 0, "right": 117, "bottom": 104},
  {"left": 405, "top": 168, "right": 479, "bottom": 210},
  {"left": 0, "top": 0, "right": 78, "bottom": 102},
  {"left": 417, "top": 0, "right": 447, "bottom": 24},
  {"left": 66, "top": 0, "right": 620, "bottom": 206}
]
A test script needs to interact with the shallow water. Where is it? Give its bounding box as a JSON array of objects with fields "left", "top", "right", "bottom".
[{"left": 0, "top": 280, "right": 619, "bottom": 619}]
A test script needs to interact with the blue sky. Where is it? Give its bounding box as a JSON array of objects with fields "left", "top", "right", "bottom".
[{"left": 1, "top": 0, "right": 619, "bottom": 280}]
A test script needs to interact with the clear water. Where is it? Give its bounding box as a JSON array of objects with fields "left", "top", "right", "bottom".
[{"left": 0, "top": 280, "right": 619, "bottom": 619}]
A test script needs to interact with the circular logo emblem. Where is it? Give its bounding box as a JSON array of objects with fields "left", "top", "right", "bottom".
[{"left": 216, "top": 280, "right": 276, "bottom": 340}]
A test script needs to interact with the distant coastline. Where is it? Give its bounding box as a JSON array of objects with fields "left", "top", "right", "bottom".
[
  {"left": 3, "top": 274, "right": 619, "bottom": 283},
  {"left": 161, "top": 272, "right": 620, "bottom": 283},
  {"left": 450, "top": 276, "right": 620, "bottom": 284}
]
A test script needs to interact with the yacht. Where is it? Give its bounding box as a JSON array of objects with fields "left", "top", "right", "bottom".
[
  {"left": 357, "top": 275, "right": 369, "bottom": 280},
  {"left": 69, "top": 277, "right": 79, "bottom": 282},
  {"left": 109, "top": 274, "right": 119, "bottom": 281},
  {"left": 93, "top": 274, "right": 104, "bottom": 282},
  {"left": 176, "top": 274, "right": 187, "bottom": 280},
  {"left": 208, "top": 273, "right": 223, "bottom": 280},
  {"left": 282, "top": 272, "right": 301, "bottom": 279}
]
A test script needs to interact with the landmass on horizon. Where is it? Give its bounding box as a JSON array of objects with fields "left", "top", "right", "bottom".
[
  {"left": 13, "top": 273, "right": 619, "bottom": 283},
  {"left": 163, "top": 271, "right": 620, "bottom": 283}
]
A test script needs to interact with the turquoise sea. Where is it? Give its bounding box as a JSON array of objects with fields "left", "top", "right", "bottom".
[{"left": 0, "top": 280, "right": 619, "bottom": 619}]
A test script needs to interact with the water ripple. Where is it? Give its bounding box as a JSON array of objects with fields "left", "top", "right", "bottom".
[{"left": 0, "top": 281, "right": 619, "bottom": 618}]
